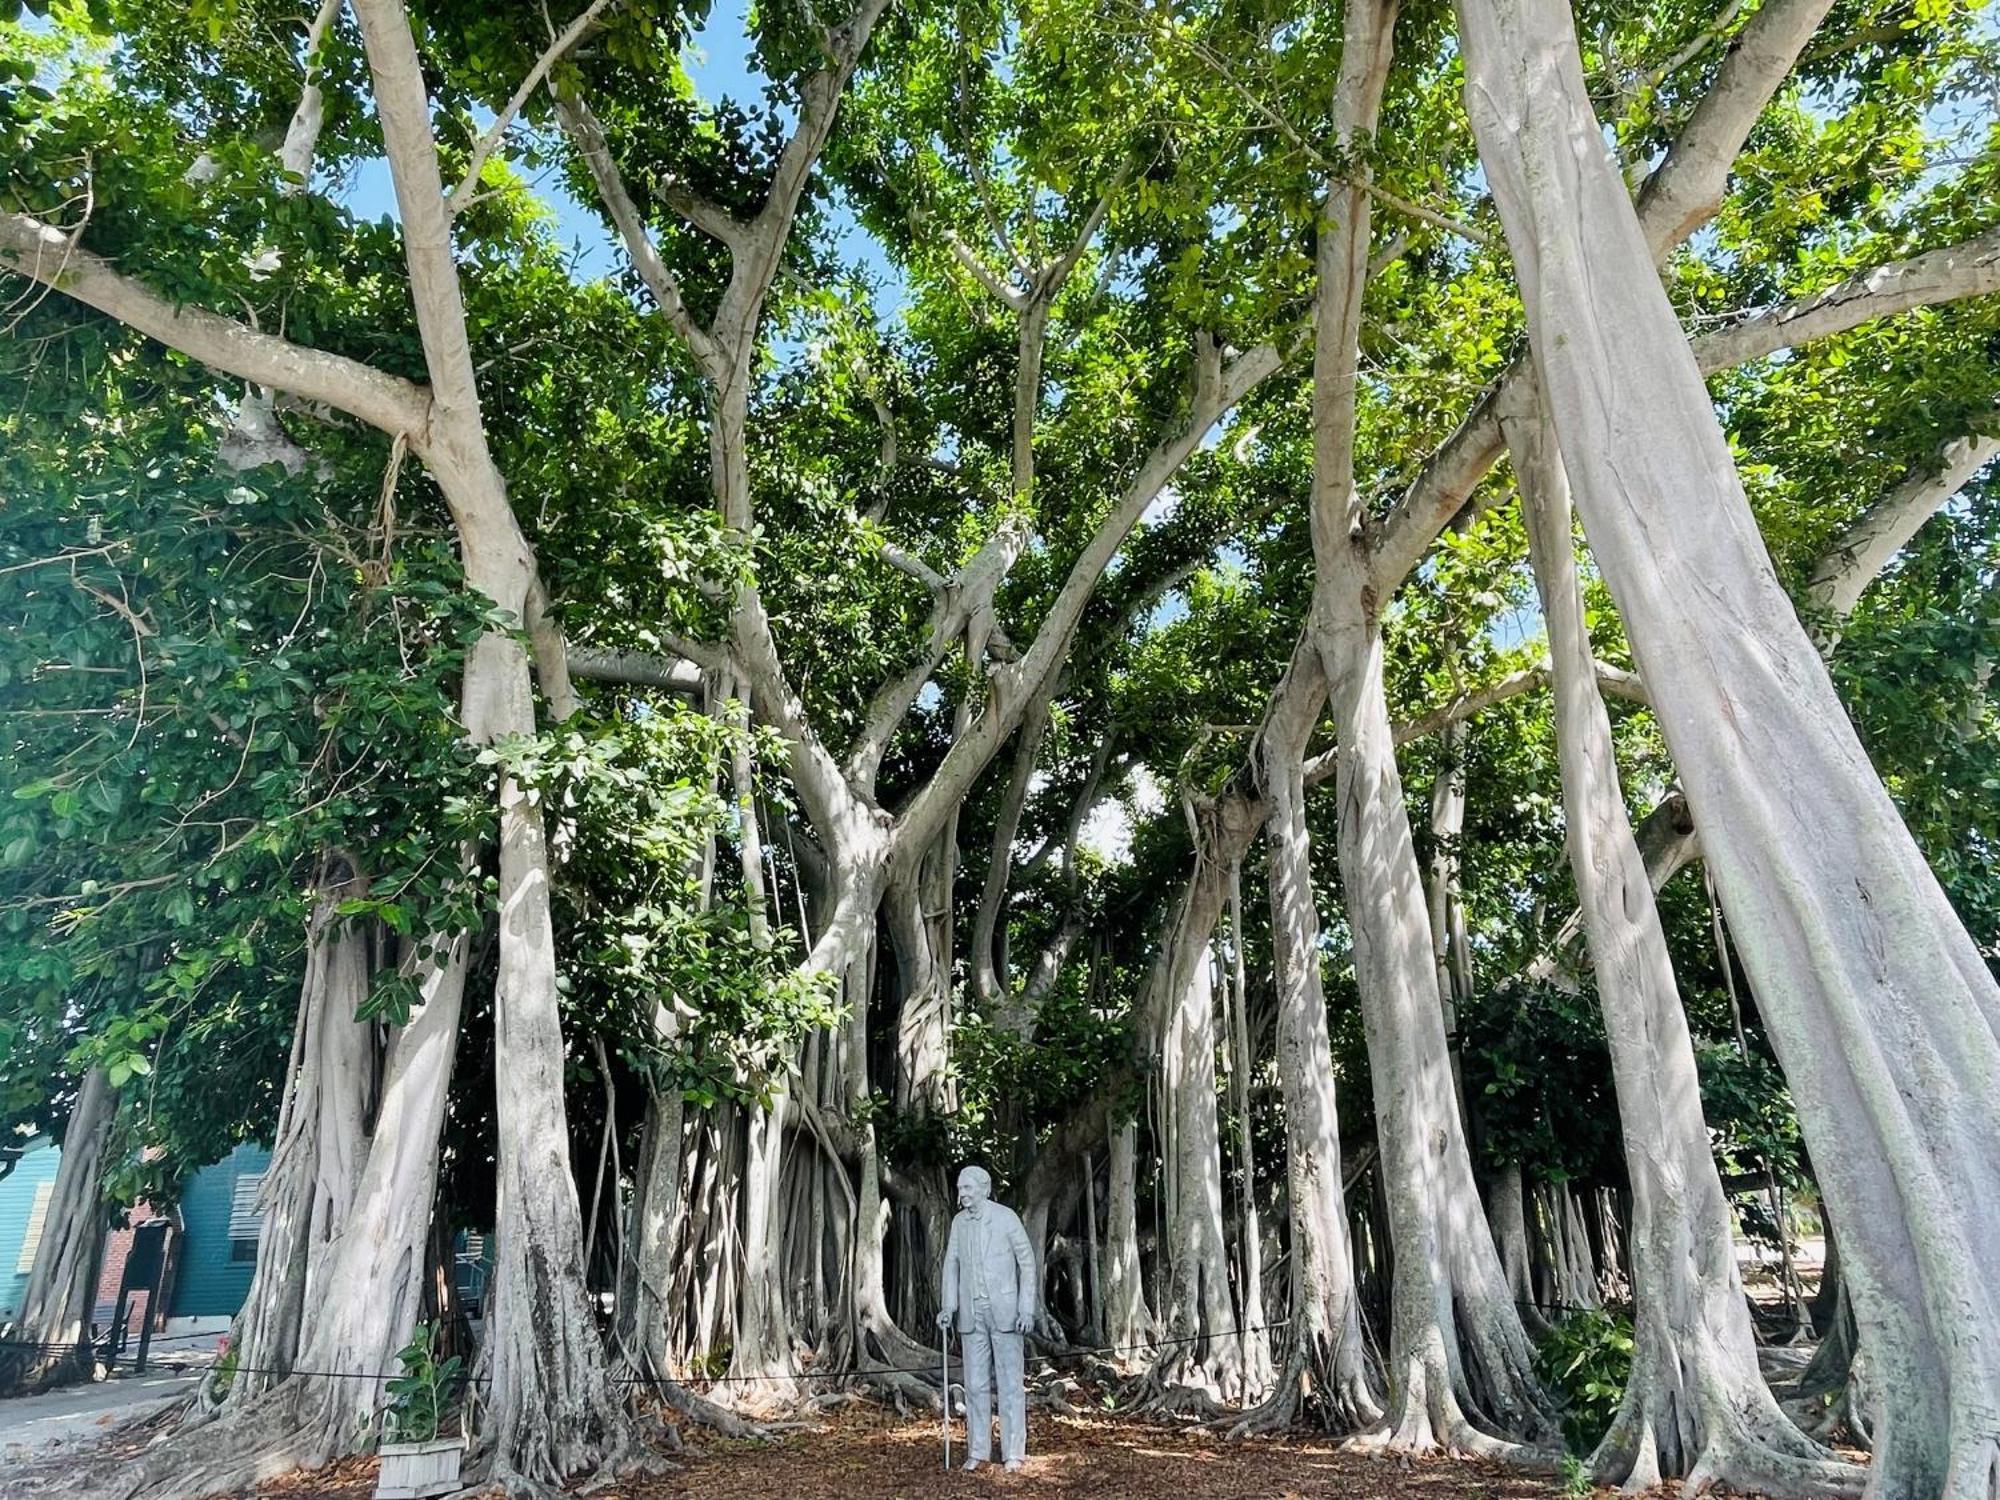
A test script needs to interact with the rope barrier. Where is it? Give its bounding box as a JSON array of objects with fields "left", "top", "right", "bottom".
[{"left": 3, "top": 1296, "right": 1623, "bottom": 1388}]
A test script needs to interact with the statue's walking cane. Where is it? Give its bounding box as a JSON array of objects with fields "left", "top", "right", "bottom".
[{"left": 941, "top": 1322, "right": 952, "bottom": 1471}]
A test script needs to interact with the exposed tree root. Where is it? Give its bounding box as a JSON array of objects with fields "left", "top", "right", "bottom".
[
  {"left": 1361, "top": 1354, "right": 1559, "bottom": 1470},
  {"left": 1225, "top": 1334, "right": 1382, "bottom": 1441},
  {"left": 92, "top": 1380, "right": 327, "bottom": 1500},
  {"left": 1129, "top": 1376, "right": 1233, "bottom": 1422},
  {"left": 852, "top": 1361, "right": 946, "bottom": 1413},
  {"left": 614, "top": 1340, "right": 771, "bottom": 1441},
  {"left": 1589, "top": 1347, "right": 1865, "bottom": 1495},
  {"left": 1029, "top": 1375, "right": 1085, "bottom": 1417}
]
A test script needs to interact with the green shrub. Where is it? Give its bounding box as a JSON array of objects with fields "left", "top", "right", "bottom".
[{"left": 1534, "top": 1308, "right": 1633, "bottom": 1456}]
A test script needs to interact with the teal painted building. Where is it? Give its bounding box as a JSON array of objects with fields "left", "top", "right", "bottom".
[
  {"left": 168, "top": 1142, "right": 270, "bottom": 1319},
  {"left": 0, "top": 1136, "right": 270, "bottom": 1325},
  {"left": 0, "top": 1135, "right": 64, "bottom": 1322}
]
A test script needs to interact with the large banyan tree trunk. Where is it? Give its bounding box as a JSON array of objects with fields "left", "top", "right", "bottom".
[
  {"left": 1319, "top": 601, "right": 1557, "bottom": 1454},
  {"left": 1154, "top": 939, "right": 1247, "bottom": 1401},
  {"left": 1459, "top": 3, "right": 2000, "bottom": 1494},
  {"left": 352, "top": 0, "right": 637, "bottom": 1483},
  {"left": 1101, "top": 1121, "right": 1156, "bottom": 1352},
  {"left": 1510, "top": 397, "right": 1862, "bottom": 1497},
  {"left": 0, "top": 1067, "right": 116, "bottom": 1396},
  {"left": 1303, "top": 0, "right": 1555, "bottom": 1455},
  {"left": 218, "top": 870, "right": 380, "bottom": 1411},
  {"left": 111, "top": 931, "right": 469, "bottom": 1500},
  {"left": 1250, "top": 682, "right": 1379, "bottom": 1435}
]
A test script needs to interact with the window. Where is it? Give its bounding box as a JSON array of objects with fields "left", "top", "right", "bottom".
[{"left": 227, "top": 1171, "right": 266, "bottom": 1251}]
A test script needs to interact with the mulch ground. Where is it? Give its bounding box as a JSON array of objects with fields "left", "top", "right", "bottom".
[{"left": 238, "top": 1406, "right": 1577, "bottom": 1500}]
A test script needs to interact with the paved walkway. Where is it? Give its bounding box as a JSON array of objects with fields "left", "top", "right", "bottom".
[{"left": 0, "top": 1368, "right": 200, "bottom": 1459}]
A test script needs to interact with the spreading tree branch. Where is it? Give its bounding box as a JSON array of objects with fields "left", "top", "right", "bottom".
[
  {"left": 1369, "top": 0, "right": 1841, "bottom": 592},
  {"left": 0, "top": 211, "right": 432, "bottom": 443}
]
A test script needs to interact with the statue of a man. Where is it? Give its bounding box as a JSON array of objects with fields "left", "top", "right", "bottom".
[{"left": 935, "top": 1164, "right": 1035, "bottom": 1471}]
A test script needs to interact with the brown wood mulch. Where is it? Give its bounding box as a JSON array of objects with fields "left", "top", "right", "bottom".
[{"left": 237, "top": 1407, "right": 1583, "bottom": 1500}]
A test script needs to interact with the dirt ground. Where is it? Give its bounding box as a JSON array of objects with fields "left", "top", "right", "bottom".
[{"left": 237, "top": 1406, "right": 1577, "bottom": 1500}]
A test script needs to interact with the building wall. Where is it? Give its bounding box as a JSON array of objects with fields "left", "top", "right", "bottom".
[
  {"left": 0, "top": 1135, "right": 271, "bottom": 1326},
  {"left": 168, "top": 1142, "right": 270, "bottom": 1320},
  {"left": 0, "top": 1136, "right": 63, "bottom": 1322}
]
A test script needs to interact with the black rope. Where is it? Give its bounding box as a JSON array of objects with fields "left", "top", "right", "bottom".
[{"left": 5, "top": 1297, "right": 1622, "bottom": 1387}]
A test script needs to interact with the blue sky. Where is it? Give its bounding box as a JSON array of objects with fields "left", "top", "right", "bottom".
[{"left": 335, "top": 0, "right": 902, "bottom": 302}]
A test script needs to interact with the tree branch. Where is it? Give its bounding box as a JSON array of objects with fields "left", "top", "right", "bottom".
[
  {"left": 279, "top": 0, "right": 345, "bottom": 183},
  {"left": 449, "top": 0, "right": 619, "bottom": 216},
  {"left": 0, "top": 211, "right": 432, "bottom": 443},
  {"left": 945, "top": 228, "right": 1027, "bottom": 308},
  {"left": 1369, "top": 0, "right": 1840, "bottom": 593},
  {"left": 845, "top": 512, "right": 1034, "bottom": 786},
  {"left": 1690, "top": 223, "right": 2000, "bottom": 373},
  {"left": 566, "top": 647, "right": 706, "bottom": 694},
  {"left": 1806, "top": 410, "right": 2000, "bottom": 622},
  {"left": 891, "top": 334, "right": 1285, "bottom": 860},
  {"left": 709, "top": 0, "right": 894, "bottom": 365},
  {"left": 1633, "top": 0, "right": 1836, "bottom": 257},
  {"left": 552, "top": 89, "right": 723, "bottom": 372}
]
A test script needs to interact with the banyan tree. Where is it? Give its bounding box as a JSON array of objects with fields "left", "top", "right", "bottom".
[{"left": 0, "top": 0, "right": 1995, "bottom": 1496}]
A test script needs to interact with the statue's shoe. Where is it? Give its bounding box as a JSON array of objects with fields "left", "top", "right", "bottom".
[{"left": 962, "top": 1459, "right": 982, "bottom": 1472}]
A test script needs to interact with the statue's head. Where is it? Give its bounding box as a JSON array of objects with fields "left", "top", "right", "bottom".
[{"left": 956, "top": 1164, "right": 993, "bottom": 1212}]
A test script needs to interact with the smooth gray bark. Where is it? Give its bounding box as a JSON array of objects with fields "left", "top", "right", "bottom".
[
  {"left": 1511, "top": 397, "right": 1860, "bottom": 1495},
  {"left": 1102, "top": 1122, "right": 1155, "bottom": 1352},
  {"left": 1459, "top": 3, "right": 2000, "bottom": 1493},
  {"left": 0, "top": 1067, "right": 115, "bottom": 1395},
  {"left": 1301, "top": 0, "right": 1555, "bottom": 1454}
]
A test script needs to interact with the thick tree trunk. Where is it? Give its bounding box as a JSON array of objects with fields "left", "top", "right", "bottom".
[
  {"left": 467, "top": 635, "right": 632, "bottom": 1490},
  {"left": 1155, "top": 948, "right": 1246, "bottom": 1399},
  {"left": 1102, "top": 1122, "right": 1155, "bottom": 1353},
  {"left": 114, "top": 930, "right": 469, "bottom": 1500},
  {"left": 1282, "top": 0, "right": 1551, "bottom": 1453},
  {"left": 1459, "top": 5, "right": 2000, "bottom": 1494},
  {"left": 1248, "top": 683, "right": 1379, "bottom": 1434},
  {"left": 353, "top": 0, "right": 636, "bottom": 1484},
  {"left": 888, "top": 871, "right": 951, "bottom": 1114},
  {"left": 1483, "top": 1166, "right": 1549, "bottom": 1338},
  {"left": 1512, "top": 399, "right": 1860, "bottom": 1495},
  {"left": 1424, "top": 720, "right": 1474, "bottom": 1113},
  {"left": 616, "top": 1085, "right": 685, "bottom": 1378},
  {"left": 0, "top": 1067, "right": 116, "bottom": 1395},
  {"left": 1319, "top": 612, "right": 1559, "bottom": 1454},
  {"left": 221, "top": 876, "right": 379, "bottom": 1409}
]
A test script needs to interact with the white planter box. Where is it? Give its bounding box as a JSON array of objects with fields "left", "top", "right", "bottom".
[{"left": 374, "top": 1436, "right": 464, "bottom": 1499}]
